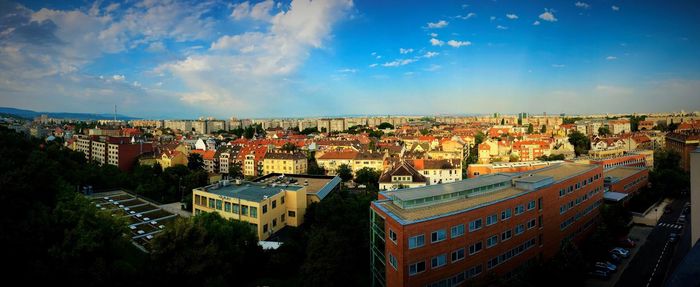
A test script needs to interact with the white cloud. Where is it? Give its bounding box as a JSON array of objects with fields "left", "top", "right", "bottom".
[
  {"left": 606, "top": 56, "right": 617, "bottom": 61},
  {"left": 533, "top": 20, "right": 541, "bottom": 26},
  {"left": 423, "top": 51, "right": 439, "bottom": 58},
  {"left": 369, "top": 63, "right": 378, "bottom": 68},
  {"left": 447, "top": 40, "right": 471, "bottom": 48},
  {"left": 506, "top": 14, "right": 518, "bottom": 20},
  {"left": 338, "top": 68, "right": 357, "bottom": 73},
  {"left": 575, "top": 2, "right": 590, "bottom": 9},
  {"left": 430, "top": 38, "right": 445, "bottom": 46},
  {"left": 539, "top": 9, "right": 558, "bottom": 22},
  {"left": 382, "top": 59, "right": 417, "bottom": 67},
  {"left": 496, "top": 25, "right": 508, "bottom": 30},
  {"left": 146, "top": 41, "right": 166, "bottom": 52},
  {"left": 112, "top": 74, "right": 126, "bottom": 81},
  {"left": 552, "top": 64, "right": 566, "bottom": 68},
  {"left": 424, "top": 64, "right": 441, "bottom": 72},
  {"left": 430, "top": 32, "right": 438, "bottom": 37},
  {"left": 612, "top": 5, "right": 620, "bottom": 11},
  {"left": 400, "top": 48, "right": 414, "bottom": 54},
  {"left": 427, "top": 20, "right": 448, "bottom": 28},
  {"left": 490, "top": 16, "right": 496, "bottom": 21},
  {"left": 456, "top": 13, "right": 476, "bottom": 20}
]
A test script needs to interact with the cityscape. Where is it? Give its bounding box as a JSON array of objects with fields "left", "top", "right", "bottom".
[{"left": 1, "top": 1, "right": 699, "bottom": 287}]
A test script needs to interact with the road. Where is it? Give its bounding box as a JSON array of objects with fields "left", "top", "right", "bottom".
[{"left": 614, "top": 198, "right": 689, "bottom": 287}]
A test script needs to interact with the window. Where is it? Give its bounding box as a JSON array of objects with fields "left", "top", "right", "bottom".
[
  {"left": 431, "top": 230, "right": 446, "bottom": 243},
  {"left": 224, "top": 202, "right": 231, "bottom": 212},
  {"left": 409, "top": 234, "right": 425, "bottom": 249},
  {"left": 208, "top": 198, "right": 215, "bottom": 208},
  {"left": 288, "top": 210, "right": 296, "bottom": 217},
  {"left": 501, "top": 230, "right": 512, "bottom": 241},
  {"left": 527, "top": 200, "right": 536, "bottom": 210},
  {"left": 487, "top": 235, "right": 498, "bottom": 248},
  {"left": 486, "top": 214, "right": 498, "bottom": 226},
  {"left": 559, "top": 189, "right": 566, "bottom": 197},
  {"left": 389, "top": 254, "right": 398, "bottom": 270},
  {"left": 262, "top": 204, "right": 268, "bottom": 214},
  {"left": 250, "top": 206, "right": 257, "bottom": 218},
  {"left": 515, "top": 224, "right": 525, "bottom": 235},
  {"left": 389, "top": 229, "right": 398, "bottom": 243},
  {"left": 538, "top": 197, "right": 543, "bottom": 211},
  {"left": 281, "top": 214, "right": 285, "bottom": 222},
  {"left": 527, "top": 219, "right": 536, "bottom": 229},
  {"left": 469, "top": 242, "right": 483, "bottom": 255},
  {"left": 451, "top": 224, "right": 465, "bottom": 238},
  {"left": 431, "top": 254, "right": 447, "bottom": 268},
  {"left": 409, "top": 261, "right": 426, "bottom": 276},
  {"left": 451, "top": 248, "right": 465, "bottom": 262},
  {"left": 241, "top": 205, "right": 249, "bottom": 216},
  {"left": 515, "top": 205, "right": 525, "bottom": 215},
  {"left": 272, "top": 200, "right": 277, "bottom": 209},
  {"left": 501, "top": 209, "right": 512, "bottom": 220},
  {"left": 469, "top": 218, "right": 483, "bottom": 231},
  {"left": 538, "top": 215, "right": 543, "bottom": 228},
  {"left": 281, "top": 196, "right": 285, "bottom": 204},
  {"left": 263, "top": 224, "right": 268, "bottom": 233},
  {"left": 233, "top": 203, "right": 239, "bottom": 214}
]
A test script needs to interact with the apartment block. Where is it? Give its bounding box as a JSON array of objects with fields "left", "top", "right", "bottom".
[
  {"left": 76, "top": 135, "right": 154, "bottom": 171},
  {"left": 666, "top": 131, "right": 700, "bottom": 172},
  {"left": 192, "top": 174, "right": 341, "bottom": 240},
  {"left": 263, "top": 152, "right": 308, "bottom": 175},
  {"left": 370, "top": 163, "right": 604, "bottom": 287},
  {"left": 603, "top": 166, "right": 649, "bottom": 194}
]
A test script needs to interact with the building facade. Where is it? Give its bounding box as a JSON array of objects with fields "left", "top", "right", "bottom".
[
  {"left": 76, "top": 135, "right": 154, "bottom": 171},
  {"left": 263, "top": 152, "right": 308, "bottom": 175},
  {"left": 370, "top": 163, "right": 604, "bottom": 287},
  {"left": 666, "top": 131, "right": 700, "bottom": 172}
]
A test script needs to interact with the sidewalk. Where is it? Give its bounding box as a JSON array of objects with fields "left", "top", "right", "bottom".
[{"left": 632, "top": 198, "right": 672, "bottom": 226}]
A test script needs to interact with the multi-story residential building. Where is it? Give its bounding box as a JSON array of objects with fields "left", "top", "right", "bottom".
[
  {"left": 192, "top": 120, "right": 207, "bottom": 134},
  {"left": 243, "top": 148, "right": 267, "bottom": 177},
  {"left": 379, "top": 161, "right": 428, "bottom": 190},
  {"left": 353, "top": 151, "right": 385, "bottom": 173},
  {"left": 192, "top": 174, "right": 341, "bottom": 240},
  {"left": 317, "top": 118, "right": 346, "bottom": 133},
  {"left": 608, "top": 120, "right": 631, "bottom": 134},
  {"left": 413, "top": 159, "right": 462, "bottom": 185},
  {"left": 129, "top": 120, "right": 164, "bottom": 128},
  {"left": 603, "top": 166, "right": 649, "bottom": 194},
  {"left": 76, "top": 135, "right": 154, "bottom": 171},
  {"left": 512, "top": 140, "right": 550, "bottom": 162},
  {"left": 691, "top": 148, "right": 700, "bottom": 247},
  {"left": 263, "top": 152, "right": 308, "bottom": 175},
  {"left": 157, "top": 150, "right": 188, "bottom": 170},
  {"left": 370, "top": 162, "right": 604, "bottom": 287},
  {"left": 164, "top": 120, "right": 192, "bottom": 132},
  {"left": 206, "top": 120, "right": 228, "bottom": 133},
  {"left": 666, "top": 131, "right": 700, "bottom": 172},
  {"left": 317, "top": 150, "right": 358, "bottom": 174}
]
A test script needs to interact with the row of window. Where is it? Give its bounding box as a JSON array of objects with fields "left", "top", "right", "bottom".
[
  {"left": 559, "top": 173, "right": 602, "bottom": 197},
  {"left": 425, "top": 265, "right": 482, "bottom": 287},
  {"left": 560, "top": 199, "right": 603, "bottom": 230},
  {"left": 406, "top": 199, "right": 540, "bottom": 250},
  {"left": 561, "top": 216, "right": 599, "bottom": 245},
  {"left": 602, "top": 159, "right": 644, "bottom": 169},
  {"left": 486, "top": 238, "right": 537, "bottom": 270},
  {"left": 623, "top": 175, "right": 648, "bottom": 191},
  {"left": 195, "top": 195, "right": 258, "bottom": 218}
]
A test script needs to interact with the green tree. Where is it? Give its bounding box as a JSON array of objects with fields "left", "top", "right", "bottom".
[
  {"left": 354, "top": 167, "right": 381, "bottom": 190},
  {"left": 337, "top": 164, "right": 353, "bottom": 182},
  {"left": 281, "top": 142, "right": 298, "bottom": 152},
  {"left": 598, "top": 125, "right": 611, "bottom": 136},
  {"left": 228, "top": 161, "right": 243, "bottom": 178},
  {"left": 540, "top": 125, "right": 547, "bottom": 133},
  {"left": 538, "top": 154, "right": 566, "bottom": 161},
  {"left": 527, "top": 123, "right": 534, "bottom": 134},
  {"left": 151, "top": 213, "right": 264, "bottom": 286},
  {"left": 567, "top": 130, "right": 590, "bottom": 156},
  {"left": 377, "top": 122, "right": 394, "bottom": 129},
  {"left": 187, "top": 153, "right": 203, "bottom": 170}
]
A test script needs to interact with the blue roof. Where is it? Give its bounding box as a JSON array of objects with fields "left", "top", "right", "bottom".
[{"left": 204, "top": 182, "right": 300, "bottom": 202}]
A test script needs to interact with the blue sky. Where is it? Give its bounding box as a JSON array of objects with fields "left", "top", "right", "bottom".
[{"left": 0, "top": 0, "right": 698, "bottom": 119}]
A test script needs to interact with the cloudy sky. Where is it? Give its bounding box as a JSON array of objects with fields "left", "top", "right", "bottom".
[{"left": 0, "top": 0, "right": 699, "bottom": 119}]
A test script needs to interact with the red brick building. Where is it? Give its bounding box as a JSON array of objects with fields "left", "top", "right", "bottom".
[
  {"left": 512, "top": 140, "right": 549, "bottom": 162},
  {"left": 76, "top": 135, "right": 154, "bottom": 171},
  {"left": 666, "top": 131, "right": 700, "bottom": 172},
  {"left": 603, "top": 166, "right": 649, "bottom": 194},
  {"left": 590, "top": 154, "right": 646, "bottom": 170},
  {"left": 370, "top": 163, "right": 604, "bottom": 287},
  {"left": 466, "top": 161, "right": 563, "bottom": 178}
]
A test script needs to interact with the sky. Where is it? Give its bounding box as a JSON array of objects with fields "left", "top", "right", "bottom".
[{"left": 0, "top": 0, "right": 699, "bottom": 119}]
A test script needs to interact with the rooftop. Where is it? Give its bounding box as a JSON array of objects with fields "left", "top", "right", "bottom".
[
  {"left": 604, "top": 166, "right": 647, "bottom": 182},
  {"left": 253, "top": 173, "right": 341, "bottom": 200},
  {"left": 375, "top": 162, "right": 598, "bottom": 225},
  {"left": 201, "top": 181, "right": 302, "bottom": 202}
]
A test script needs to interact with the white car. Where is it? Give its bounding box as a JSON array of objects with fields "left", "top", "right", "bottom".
[{"left": 610, "top": 247, "right": 630, "bottom": 258}]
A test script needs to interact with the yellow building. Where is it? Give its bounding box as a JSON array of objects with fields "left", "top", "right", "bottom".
[
  {"left": 263, "top": 152, "right": 308, "bottom": 175},
  {"left": 192, "top": 174, "right": 341, "bottom": 240},
  {"left": 157, "top": 150, "right": 188, "bottom": 170},
  {"left": 351, "top": 151, "right": 384, "bottom": 173}
]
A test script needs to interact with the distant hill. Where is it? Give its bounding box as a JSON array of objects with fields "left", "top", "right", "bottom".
[{"left": 0, "top": 107, "right": 140, "bottom": 121}]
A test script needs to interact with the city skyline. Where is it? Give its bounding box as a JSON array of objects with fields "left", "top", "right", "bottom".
[{"left": 1, "top": 0, "right": 699, "bottom": 119}]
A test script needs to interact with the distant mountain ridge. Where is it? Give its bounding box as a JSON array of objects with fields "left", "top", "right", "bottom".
[{"left": 0, "top": 107, "right": 140, "bottom": 121}]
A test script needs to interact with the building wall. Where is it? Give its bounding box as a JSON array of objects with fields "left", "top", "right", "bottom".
[
  {"left": 372, "top": 165, "right": 604, "bottom": 287},
  {"left": 591, "top": 154, "right": 646, "bottom": 170},
  {"left": 263, "top": 158, "right": 308, "bottom": 175},
  {"left": 691, "top": 149, "right": 700, "bottom": 247},
  {"left": 608, "top": 170, "right": 649, "bottom": 194}
]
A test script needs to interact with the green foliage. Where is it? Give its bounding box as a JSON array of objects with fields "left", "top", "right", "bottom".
[
  {"left": 377, "top": 122, "right": 394, "bottom": 129},
  {"left": 354, "top": 167, "right": 381, "bottom": 190},
  {"left": 538, "top": 154, "right": 566, "bottom": 161},
  {"left": 281, "top": 142, "right": 298, "bottom": 152},
  {"left": 629, "top": 115, "right": 647, "bottom": 132},
  {"left": 151, "top": 213, "right": 263, "bottom": 286},
  {"left": 562, "top": 117, "right": 583, "bottom": 124},
  {"left": 337, "top": 163, "right": 353, "bottom": 182},
  {"left": 598, "top": 125, "right": 611, "bottom": 136},
  {"left": 300, "top": 127, "right": 319, "bottom": 135},
  {"left": 527, "top": 123, "right": 534, "bottom": 134},
  {"left": 540, "top": 125, "right": 546, "bottom": 133},
  {"left": 368, "top": 129, "right": 384, "bottom": 138},
  {"left": 187, "top": 153, "right": 203, "bottom": 170},
  {"left": 307, "top": 151, "right": 326, "bottom": 175},
  {"left": 567, "top": 130, "right": 590, "bottom": 156},
  {"left": 228, "top": 161, "right": 243, "bottom": 178},
  {"left": 420, "top": 129, "right": 430, "bottom": 135}
]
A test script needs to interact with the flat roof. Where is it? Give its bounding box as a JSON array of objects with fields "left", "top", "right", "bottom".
[
  {"left": 253, "top": 173, "right": 341, "bottom": 200},
  {"left": 603, "top": 191, "right": 628, "bottom": 202},
  {"left": 374, "top": 162, "right": 599, "bottom": 225},
  {"left": 201, "top": 182, "right": 301, "bottom": 202},
  {"left": 382, "top": 173, "right": 513, "bottom": 202},
  {"left": 604, "top": 166, "right": 646, "bottom": 181}
]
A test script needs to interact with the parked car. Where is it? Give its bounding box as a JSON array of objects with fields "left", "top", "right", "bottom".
[
  {"left": 610, "top": 247, "right": 630, "bottom": 258},
  {"left": 669, "top": 233, "right": 679, "bottom": 243},
  {"left": 617, "top": 237, "right": 636, "bottom": 248},
  {"left": 679, "top": 215, "right": 687, "bottom": 224},
  {"left": 594, "top": 261, "right": 617, "bottom": 272},
  {"left": 609, "top": 253, "right": 622, "bottom": 264},
  {"left": 588, "top": 269, "right": 610, "bottom": 279}
]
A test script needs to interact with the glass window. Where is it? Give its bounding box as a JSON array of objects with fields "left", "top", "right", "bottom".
[
  {"left": 262, "top": 204, "right": 268, "bottom": 214},
  {"left": 469, "top": 218, "right": 483, "bottom": 231},
  {"left": 501, "top": 209, "right": 512, "bottom": 220},
  {"left": 224, "top": 202, "right": 231, "bottom": 212},
  {"left": 501, "top": 230, "right": 512, "bottom": 241},
  {"left": 409, "top": 261, "right": 426, "bottom": 276},
  {"left": 527, "top": 200, "right": 536, "bottom": 210},
  {"left": 469, "top": 242, "right": 483, "bottom": 255},
  {"left": 451, "top": 224, "right": 465, "bottom": 238},
  {"left": 389, "top": 254, "right": 398, "bottom": 270},
  {"left": 389, "top": 229, "right": 398, "bottom": 243},
  {"left": 250, "top": 206, "right": 257, "bottom": 218},
  {"left": 208, "top": 198, "right": 215, "bottom": 208},
  {"left": 451, "top": 248, "right": 465, "bottom": 262},
  {"left": 486, "top": 214, "right": 498, "bottom": 226},
  {"left": 431, "top": 254, "right": 447, "bottom": 268},
  {"left": 233, "top": 203, "right": 239, "bottom": 214},
  {"left": 288, "top": 210, "right": 296, "bottom": 217},
  {"left": 409, "top": 234, "right": 425, "bottom": 249},
  {"left": 272, "top": 200, "right": 277, "bottom": 209},
  {"left": 431, "top": 230, "right": 446, "bottom": 243},
  {"left": 515, "top": 224, "right": 525, "bottom": 235},
  {"left": 487, "top": 235, "right": 498, "bottom": 248}
]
